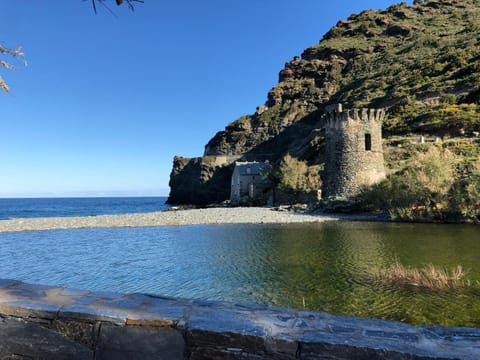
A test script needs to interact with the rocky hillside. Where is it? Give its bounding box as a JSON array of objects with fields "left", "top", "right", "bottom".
[{"left": 168, "top": 0, "right": 480, "bottom": 206}]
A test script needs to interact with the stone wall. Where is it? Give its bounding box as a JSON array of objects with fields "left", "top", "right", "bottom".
[
  {"left": 203, "top": 155, "right": 243, "bottom": 167},
  {"left": 0, "top": 278, "right": 479, "bottom": 359},
  {"left": 322, "top": 104, "right": 386, "bottom": 199}
]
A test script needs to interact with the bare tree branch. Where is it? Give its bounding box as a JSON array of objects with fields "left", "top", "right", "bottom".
[
  {"left": 0, "top": 45, "right": 27, "bottom": 93},
  {"left": 90, "top": 0, "right": 144, "bottom": 14}
]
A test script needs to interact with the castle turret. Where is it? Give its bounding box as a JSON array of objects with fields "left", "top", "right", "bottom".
[{"left": 322, "top": 103, "right": 386, "bottom": 199}]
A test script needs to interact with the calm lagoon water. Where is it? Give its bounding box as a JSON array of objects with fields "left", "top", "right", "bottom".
[{"left": 0, "top": 221, "right": 479, "bottom": 327}]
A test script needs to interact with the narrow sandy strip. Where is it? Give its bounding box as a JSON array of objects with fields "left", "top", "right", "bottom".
[{"left": 0, "top": 207, "right": 344, "bottom": 233}]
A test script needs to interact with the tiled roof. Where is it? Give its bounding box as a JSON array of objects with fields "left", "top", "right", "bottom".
[{"left": 234, "top": 161, "right": 270, "bottom": 176}]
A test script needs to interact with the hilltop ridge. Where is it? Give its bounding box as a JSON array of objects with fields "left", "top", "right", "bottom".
[{"left": 168, "top": 0, "right": 480, "bottom": 220}]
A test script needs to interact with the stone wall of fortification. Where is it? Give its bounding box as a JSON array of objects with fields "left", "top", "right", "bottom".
[
  {"left": 202, "top": 154, "right": 243, "bottom": 167},
  {"left": 322, "top": 104, "right": 386, "bottom": 199}
]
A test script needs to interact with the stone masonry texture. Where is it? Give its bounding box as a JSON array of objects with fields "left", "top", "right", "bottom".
[
  {"left": 323, "top": 104, "right": 386, "bottom": 199},
  {"left": 0, "top": 279, "right": 479, "bottom": 359}
]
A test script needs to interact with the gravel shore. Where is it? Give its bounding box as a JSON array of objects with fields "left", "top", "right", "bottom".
[{"left": 0, "top": 207, "right": 344, "bottom": 233}]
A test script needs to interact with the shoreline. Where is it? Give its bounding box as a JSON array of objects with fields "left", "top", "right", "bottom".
[
  {"left": 0, "top": 207, "right": 344, "bottom": 232},
  {"left": 0, "top": 207, "right": 381, "bottom": 233}
]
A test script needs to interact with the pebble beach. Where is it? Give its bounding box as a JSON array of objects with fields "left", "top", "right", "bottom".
[{"left": 0, "top": 207, "right": 344, "bottom": 233}]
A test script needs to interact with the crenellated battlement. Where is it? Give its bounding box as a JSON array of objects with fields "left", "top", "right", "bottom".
[{"left": 324, "top": 104, "right": 386, "bottom": 130}]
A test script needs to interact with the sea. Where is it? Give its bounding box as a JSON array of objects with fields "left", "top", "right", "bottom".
[{"left": 0, "top": 196, "right": 169, "bottom": 220}]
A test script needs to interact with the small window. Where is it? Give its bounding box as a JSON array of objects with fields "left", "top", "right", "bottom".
[{"left": 365, "top": 133, "right": 372, "bottom": 151}]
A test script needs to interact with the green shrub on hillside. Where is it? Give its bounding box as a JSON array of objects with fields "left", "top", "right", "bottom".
[
  {"left": 274, "top": 154, "right": 321, "bottom": 202},
  {"left": 446, "top": 159, "right": 480, "bottom": 223},
  {"left": 359, "top": 146, "right": 460, "bottom": 221}
]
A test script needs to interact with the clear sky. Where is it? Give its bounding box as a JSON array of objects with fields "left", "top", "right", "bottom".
[{"left": 1, "top": 0, "right": 410, "bottom": 197}]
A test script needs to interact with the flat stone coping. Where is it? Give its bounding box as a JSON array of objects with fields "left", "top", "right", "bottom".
[
  {"left": 0, "top": 207, "right": 348, "bottom": 233},
  {"left": 0, "top": 278, "right": 479, "bottom": 359}
]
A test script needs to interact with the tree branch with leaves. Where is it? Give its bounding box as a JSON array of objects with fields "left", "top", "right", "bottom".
[{"left": 0, "top": 45, "right": 26, "bottom": 92}]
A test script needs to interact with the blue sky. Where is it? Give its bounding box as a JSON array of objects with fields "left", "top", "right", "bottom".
[{"left": 1, "top": 0, "right": 409, "bottom": 197}]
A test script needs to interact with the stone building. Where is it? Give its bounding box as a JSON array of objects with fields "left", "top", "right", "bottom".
[
  {"left": 322, "top": 103, "right": 386, "bottom": 199},
  {"left": 230, "top": 161, "right": 271, "bottom": 205}
]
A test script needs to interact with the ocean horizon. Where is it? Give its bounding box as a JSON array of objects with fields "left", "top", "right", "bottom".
[{"left": 0, "top": 196, "right": 170, "bottom": 220}]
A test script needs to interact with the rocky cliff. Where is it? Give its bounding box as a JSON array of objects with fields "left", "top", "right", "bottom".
[{"left": 168, "top": 0, "right": 480, "bottom": 206}]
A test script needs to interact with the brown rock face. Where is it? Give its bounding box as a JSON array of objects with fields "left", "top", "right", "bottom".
[
  {"left": 168, "top": 0, "right": 480, "bottom": 205},
  {"left": 167, "top": 156, "right": 233, "bottom": 206}
]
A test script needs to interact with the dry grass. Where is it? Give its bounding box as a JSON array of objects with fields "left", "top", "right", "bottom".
[{"left": 375, "top": 262, "right": 469, "bottom": 290}]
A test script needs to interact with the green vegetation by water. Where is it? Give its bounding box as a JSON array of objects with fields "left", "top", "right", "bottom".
[
  {"left": 359, "top": 145, "right": 480, "bottom": 223},
  {"left": 373, "top": 262, "right": 470, "bottom": 290},
  {"left": 250, "top": 222, "right": 480, "bottom": 327}
]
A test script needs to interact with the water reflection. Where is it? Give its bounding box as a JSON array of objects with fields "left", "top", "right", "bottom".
[{"left": 0, "top": 221, "right": 478, "bottom": 326}]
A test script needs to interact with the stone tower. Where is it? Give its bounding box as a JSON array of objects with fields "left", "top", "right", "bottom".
[{"left": 322, "top": 103, "right": 386, "bottom": 199}]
